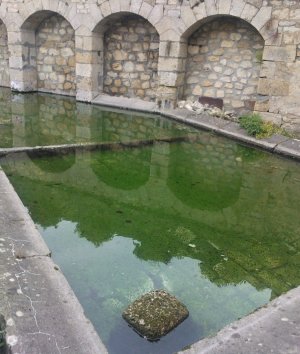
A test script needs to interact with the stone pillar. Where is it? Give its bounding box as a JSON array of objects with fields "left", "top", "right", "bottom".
[
  {"left": 0, "top": 22, "right": 10, "bottom": 88},
  {"left": 76, "top": 27, "right": 103, "bottom": 102},
  {"left": 157, "top": 39, "right": 187, "bottom": 109},
  {"left": 8, "top": 29, "right": 37, "bottom": 92}
]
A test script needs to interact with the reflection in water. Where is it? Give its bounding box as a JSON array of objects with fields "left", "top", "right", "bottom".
[
  {"left": 2, "top": 113, "right": 300, "bottom": 353},
  {"left": 28, "top": 150, "right": 76, "bottom": 173},
  {"left": 0, "top": 90, "right": 198, "bottom": 148},
  {"left": 91, "top": 148, "right": 151, "bottom": 190},
  {"left": 168, "top": 138, "right": 242, "bottom": 211}
]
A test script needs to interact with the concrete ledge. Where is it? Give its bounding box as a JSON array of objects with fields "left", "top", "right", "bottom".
[
  {"left": 274, "top": 139, "right": 300, "bottom": 160},
  {"left": 179, "top": 286, "right": 300, "bottom": 354},
  {"left": 0, "top": 169, "right": 107, "bottom": 354},
  {"left": 92, "top": 94, "right": 157, "bottom": 112}
]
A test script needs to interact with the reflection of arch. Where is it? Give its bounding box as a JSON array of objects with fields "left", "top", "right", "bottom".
[
  {"left": 0, "top": 20, "right": 10, "bottom": 87},
  {"left": 23, "top": 93, "right": 77, "bottom": 147},
  {"left": 167, "top": 141, "right": 242, "bottom": 211},
  {"left": 183, "top": 15, "right": 264, "bottom": 112},
  {"left": 28, "top": 150, "right": 76, "bottom": 174},
  {"left": 20, "top": 11, "right": 76, "bottom": 95},
  {"left": 91, "top": 147, "right": 151, "bottom": 190},
  {"left": 93, "top": 12, "right": 159, "bottom": 101}
]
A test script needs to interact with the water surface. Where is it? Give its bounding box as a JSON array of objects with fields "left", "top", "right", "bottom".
[{"left": 1, "top": 91, "right": 300, "bottom": 354}]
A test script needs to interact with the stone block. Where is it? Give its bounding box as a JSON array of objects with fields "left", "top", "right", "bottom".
[
  {"left": 257, "top": 78, "right": 289, "bottom": 96},
  {"left": 122, "top": 290, "right": 189, "bottom": 341},
  {"left": 148, "top": 5, "right": 164, "bottom": 25},
  {"left": 263, "top": 45, "right": 296, "bottom": 63},
  {"left": 230, "top": 0, "right": 245, "bottom": 17},
  {"left": 218, "top": 0, "right": 231, "bottom": 14},
  {"left": 139, "top": 2, "right": 153, "bottom": 19},
  {"left": 241, "top": 4, "right": 258, "bottom": 22},
  {"left": 181, "top": 6, "right": 197, "bottom": 28},
  {"left": 130, "top": 0, "right": 143, "bottom": 14},
  {"left": 205, "top": 0, "right": 217, "bottom": 16},
  {"left": 254, "top": 99, "right": 270, "bottom": 112},
  {"left": 251, "top": 6, "right": 272, "bottom": 31}
]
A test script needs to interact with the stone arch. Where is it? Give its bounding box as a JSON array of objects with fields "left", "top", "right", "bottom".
[
  {"left": 19, "top": 11, "right": 76, "bottom": 95},
  {"left": 182, "top": 15, "right": 265, "bottom": 113},
  {"left": 0, "top": 19, "right": 10, "bottom": 88},
  {"left": 92, "top": 12, "right": 160, "bottom": 101}
]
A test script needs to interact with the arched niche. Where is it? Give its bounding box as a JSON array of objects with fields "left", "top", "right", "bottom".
[
  {"left": 93, "top": 13, "right": 159, "bottom": 102},
  {"left": 20, "top": 11, "right": 76, "bottom": 96},
  {"left": 183, "top": 16, "right": 264, "bottom": 113}
]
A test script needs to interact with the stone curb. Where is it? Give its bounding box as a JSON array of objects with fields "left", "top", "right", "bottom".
[{"left": 178, "top": 286, "right": 300, "bottom": 354}]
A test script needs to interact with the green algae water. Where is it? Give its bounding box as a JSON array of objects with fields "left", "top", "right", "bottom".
[{"left": 1, "top": 92, "right": 300, "bottom": 353}]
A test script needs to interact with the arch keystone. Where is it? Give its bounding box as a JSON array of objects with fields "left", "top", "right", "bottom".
[
  {"left": 109, "top": 0, "right": 121, "bottom": 14},
  {"left": 205, "top": 0, "right": 217, "bottom": 16},
  {"left": 218, "top": 0, "right": 231, "bottom": 14}
]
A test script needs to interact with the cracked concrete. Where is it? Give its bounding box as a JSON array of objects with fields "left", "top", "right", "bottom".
[{"left": 0, "top": 168, "right": 107, "bottom": 354}]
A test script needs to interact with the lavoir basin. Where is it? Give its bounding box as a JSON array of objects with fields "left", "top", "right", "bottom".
[{"left": 1, "top": 90, "right": 300, "bottom": 354}]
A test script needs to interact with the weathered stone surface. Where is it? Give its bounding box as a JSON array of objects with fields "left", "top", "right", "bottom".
[
  {"left": 122, "top": 290, "right": 189, "bottom": 340},
  {"left": 0, "top": 22, "right": 9, "bottom": 88},
  {"left": 257, "top": 78, "right": 289, "bottom": 96},
  {"left": 184, "top": 17, "right": 264, "bottom": 113},
  {"left": 36, "top": 15, "right": 76, "bottom": 96},
  {"left": 263, "top": 45, "right": 297, "bottom": 63},
  {"left": 103, "top": 15, "right": 159, "bottom": 102}
]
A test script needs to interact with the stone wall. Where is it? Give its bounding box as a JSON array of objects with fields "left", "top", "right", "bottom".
[
  {"left": 184, "top": 17, "right": 264, "bottom": 113},
  {"left": 103, "top": 15, "right": 159, "bottom": 101},
  {"left": 0, "top": 22, "right": 9, "bottom": 88},
  {"left": 36, "top": 15, "right": 76, "bottom": 96},
  {"left": 1, "top": 0, "right": 300, "bottom": 134}
]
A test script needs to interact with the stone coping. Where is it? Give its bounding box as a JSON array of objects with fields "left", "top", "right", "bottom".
[
  {"left": 0, "top": 95, "right": 299, "bottom": 354},
  {"left": 179, "top": 285, "right": 300, "bottom": 354}
]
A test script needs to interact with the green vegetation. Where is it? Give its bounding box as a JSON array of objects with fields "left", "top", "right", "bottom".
[
  {"left": 239, "top": 113, "right": 292, "bottom": 139},
  {"left": 255, "top": 50, "right": 263, "bottom": 63}
]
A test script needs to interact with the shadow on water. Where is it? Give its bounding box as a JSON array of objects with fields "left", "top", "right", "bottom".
[{"left": 108, "top": 316, "right": 201, "bottom": 354}]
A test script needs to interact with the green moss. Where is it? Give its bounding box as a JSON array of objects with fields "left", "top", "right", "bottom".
[{"left": 239, "top": 113, "right": 293, "bottom": 139}]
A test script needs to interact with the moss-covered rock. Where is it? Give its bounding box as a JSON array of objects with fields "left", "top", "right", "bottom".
[{"left": 122, "top": 290, "right": 189, "bottom": 341}]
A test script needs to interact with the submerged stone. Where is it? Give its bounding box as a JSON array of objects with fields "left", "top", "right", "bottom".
[{"left": 122, "top": 290, "right": 189, "bottom": 341}]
